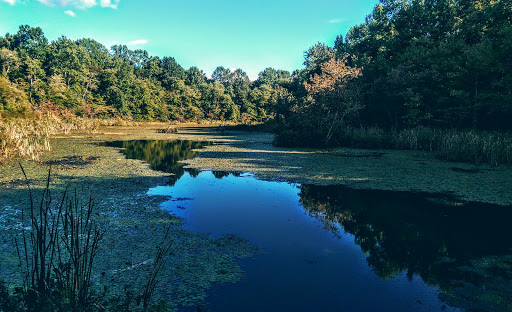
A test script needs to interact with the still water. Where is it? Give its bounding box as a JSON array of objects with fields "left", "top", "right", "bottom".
[{"left": 103, "top": 140, "right": 512, "bottom": 312}]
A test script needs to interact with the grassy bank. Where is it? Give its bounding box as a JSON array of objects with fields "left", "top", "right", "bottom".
[{"left": 274, "top": 125, "right": 512, "bottom": 166}]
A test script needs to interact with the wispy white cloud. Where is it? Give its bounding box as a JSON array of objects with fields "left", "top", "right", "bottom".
[
  {"left": 100, "top": 0, "right": 118, "bottom": 9},
  {"left": 79, "top": 0, "right": 96, "bottom": 8},
  {"left": 27, "top": 0, "right": 119, "bottom": 9},
  {"left": 128, "top": 39, "right": 148, "bottom": 46},
  {"left": 328, "top": 18, "right": 346, "bottom": 24},
  {"left": 57, "top": 0, "right": 96, "bottom": 9},
  {"left": 1, "top": 0, "right": 17, "bottom": 5},
  {"left": 64, "top": 9, "right": 76, "bottom": 16}
]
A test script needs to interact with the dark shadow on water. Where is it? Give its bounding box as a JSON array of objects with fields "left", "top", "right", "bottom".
[{"left": 43, "top": 155, "right": 100, "bottom": 169}]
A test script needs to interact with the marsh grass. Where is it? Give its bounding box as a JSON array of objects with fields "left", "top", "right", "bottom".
[
  {"left": 393, "top": 127, "right": 512, "bottom": 166},
  {"left": 1, "top": 166, "right": 179, "bottom": 311},
  {"left": 0, "top": 118, "right": 53, "bottom": 161},
  {"left": 0, "top": 111, "right": 101, "bottom": 162},
  {"left": 11, "top": 165, "right": 104, "bottom": 311},
  {"left": 275, "top": 125, "right": 512, "bottom": 166}
]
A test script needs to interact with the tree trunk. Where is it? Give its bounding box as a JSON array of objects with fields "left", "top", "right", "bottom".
[{"left": 473, "top": 74, "right": 478, "bottom": 129}]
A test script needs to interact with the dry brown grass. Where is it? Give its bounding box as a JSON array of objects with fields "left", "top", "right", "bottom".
[
  {"left": 0, "top": 112, "right": 101, "bottom": 162},
  {"left": 97, "top": 117, "right": 136, "bottom": 127}
]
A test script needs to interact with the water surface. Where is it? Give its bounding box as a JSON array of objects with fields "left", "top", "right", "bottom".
[
  {"left": 107, "top": 140, "right": 512, "bottom": 311},
  {"left": 100, "top": 139, "right": 209, "bottom": 184}
]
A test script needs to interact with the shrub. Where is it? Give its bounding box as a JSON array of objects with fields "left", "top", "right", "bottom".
[{"left": 156, "top": 126, "right": 178, "bottom": 134}]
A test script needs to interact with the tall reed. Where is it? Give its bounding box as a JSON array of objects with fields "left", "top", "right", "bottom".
[
  {"left": 393, "top": 127, "right": 512, "bottom": 166},
  {"left": 276, "top": 124, "right": 512, "bottom": 166},
  {"left": 14, "top": 165, "right": 104, "bottom": 311},
  {"left": 3, "top": 166, "right": 177, "bottom": 311},
  {"left": 146, "top": 226, "right": 177, "bottom": 309},
  {"left": 0, "top": 111, "right": 100, "bottom": 162}
]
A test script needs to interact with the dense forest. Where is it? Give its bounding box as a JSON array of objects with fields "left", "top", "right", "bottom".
[
  {"left": 0, "top": 25, "right": 290, "bottom": 122},
  {"left": 273, "top": 0, "right": 512, "bottom": 146},
  {"left": 1, "top": 0, "right": 511, "bottom": 160}
]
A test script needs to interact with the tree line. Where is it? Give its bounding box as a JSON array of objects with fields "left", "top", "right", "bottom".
[
  {"left": 273, "top": 0, "right": 512, "bottom": 147},
  {"left": 0, "top": 25, "right": 290, "bottom": 122},
  {"left": 1, "top": 0, "right": 511, "bottom": 148}
]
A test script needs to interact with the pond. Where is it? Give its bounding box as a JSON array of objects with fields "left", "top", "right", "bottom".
[{"left": 104, "top": 140, "right": 512, "bottom": 312}]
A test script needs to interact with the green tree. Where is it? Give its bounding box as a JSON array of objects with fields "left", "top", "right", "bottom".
[
  {"left": 185, "top": 66, "right": 207, "bottom": 86},
  {"left": 12, "top": 25, "right": 48, "bottom": 60},
  {"left": 0, "top": 76, "right": 30, "bottom": 116},
  {"left": 211, "top": 66, "right": 232, "bottom": 86},
  {"left": 160, "top": 56, "right": 185, "bottom": 89},
  {"left": 304, "top": 43, "right": 334, "bottom": 70},
  {"left": 0, "top": 48, "right": 20, "bottom": 77}
]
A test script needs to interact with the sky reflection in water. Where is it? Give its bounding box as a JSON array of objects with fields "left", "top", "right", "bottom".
[{"left": 105, "top": 140, "right": 512, "bottom": 311}]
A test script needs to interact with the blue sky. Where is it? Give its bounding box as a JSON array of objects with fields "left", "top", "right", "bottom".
[{"left": 0, "top": 0, "right": 378, "bottom": 79}]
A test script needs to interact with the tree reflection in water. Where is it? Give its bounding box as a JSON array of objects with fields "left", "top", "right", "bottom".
[
  {"left": 99, "top": 139, "right": 512, "bottom": 310},
  {"left": 299, "top": 184, "right": 512, "bottom": 311},
  {"left": 100, "top": 140, "right": 210, "bottom": 185}
]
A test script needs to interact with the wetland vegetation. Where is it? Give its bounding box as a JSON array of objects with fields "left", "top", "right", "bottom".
[
  {"left": 1, "top": 128, "right": 512, "bottom": 311},
  {"left": 1, "top": 1, "right": 512, "bottom": 164},
  {"left": 1, "top": 0, "right": 512, "bottom": 311}
]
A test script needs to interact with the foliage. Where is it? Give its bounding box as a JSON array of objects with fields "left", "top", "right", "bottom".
[
  {"left": 303, "top": 57, "right": 363, "bottom": 145},
  {"left": 0, "top": 25, "right": 293, "bottom": 125},
  {"left": 0, "top": 77, "right": 30, "bottom": 117},
  {"left": 272, "top": 0, "right": 512, "bottom": 163},
  {"left": 2, "top": 2, "right": 512, "bottom": 164}
]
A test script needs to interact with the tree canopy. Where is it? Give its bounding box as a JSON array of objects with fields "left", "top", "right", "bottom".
[
  {"left": 1, "top": 0, "right": 510, "bottom": 135},
  {"left": 0, "top": 25, "right": 291, "bottom": 122}
]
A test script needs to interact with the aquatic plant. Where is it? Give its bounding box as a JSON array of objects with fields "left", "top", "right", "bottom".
[
  {"left": 12, "top": 165, "right": 104, "bottom": 311},
  {"left": 1, "top": 166, "right": 177, "bottom": 311},
  {"left": 393, "top": 127, "right": 512, "bottom": 166},
  {"left": 275, "top": 124, "right": 512, "bottom": 166},
  {"left": 140, "top": 226, "right": 178, "bottom": 310}
]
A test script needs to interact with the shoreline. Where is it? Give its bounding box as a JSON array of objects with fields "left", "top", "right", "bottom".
[
  {"left": 1, "top": 123, "right": 510, "bottom": 205},
  {"left": 0, "top": 123, "right": 511, "bottom": 308}
]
